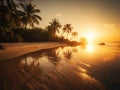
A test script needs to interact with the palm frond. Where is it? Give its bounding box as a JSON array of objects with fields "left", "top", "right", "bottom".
[
  {"left": 32, "top": 9, "right": 40, "bottom": 13},
  {"left": 32, "top": 17, "right": 39, "bottom": 25},
  {"left": 19, "top": 3, "right": 26, "bottom": 11},
  {"left": 33, "top": 15, "right": 42, "bottom": 21}
]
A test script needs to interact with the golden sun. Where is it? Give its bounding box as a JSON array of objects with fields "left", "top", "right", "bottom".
[{"left": 83, "top": 32, "right": 96, "bottom": 44}]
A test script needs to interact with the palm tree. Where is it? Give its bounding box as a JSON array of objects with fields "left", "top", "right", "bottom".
[
  {"left": 0, "top": 0, "right": 17, "bottom": 9},
  {"left": 0, "top": 0, "right": 17, "bottom": 28},
  {"left": 62, "top": 24, "right": 73, "bottom": 38},
  {"left": 60, "top": 26, "right": 67, "bottom": 38},
  {"left": 6, "top": 0, "right": 17, "bottom": 10},
  {"left": 47, "top": 18, "right": 62, "bottom": 34},
  {"left": 46, "top": 18, "right": 62, "bottom": 41},
  {"left": 0, "top": 0, "right": 4, "bottom": 6},
  {"left": 71, "top": 31, "right": 78, "bottom": 40},
  {"left": 19, "top": 2, "right": 42, "bottom": 29}
]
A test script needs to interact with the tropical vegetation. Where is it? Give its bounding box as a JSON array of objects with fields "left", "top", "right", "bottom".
[{"left": 0, "top": 0, "right": 81, "bottom": 45}]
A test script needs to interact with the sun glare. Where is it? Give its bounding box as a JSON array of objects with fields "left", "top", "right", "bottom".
[
  {"left": 86, "top": 44, "right": 94, "bottom": 53},
  {"left": 83, "top": 32, "right": 96, "bottom": 45},
  {"left": 82, "top": 31, "right": 96, "bottom": 53}
]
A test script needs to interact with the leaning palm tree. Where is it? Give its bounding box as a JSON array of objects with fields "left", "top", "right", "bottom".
[
  {"left": 63, "top": 24, "right": 73, "bottom": 38},
  {"left": 46, "top": 18, "right": 62, "bottom": 41},
  {"left": 60, "top": 26, "right": 67, "bottom": 38},
  {"left": 19, "top": 2, "right": 42, "bottom": 29},
  {"left": 47, "top": 18, "right": 62, "bottom": 34}
]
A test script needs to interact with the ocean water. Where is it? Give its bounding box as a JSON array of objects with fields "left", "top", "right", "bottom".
[{"left": 0, "top": 42, "right": 120, "bottom": 90}]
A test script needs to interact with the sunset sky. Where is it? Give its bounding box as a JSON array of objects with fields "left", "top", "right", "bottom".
[{"left": 34, "top": 0, "right": 120, "bottom": 41}]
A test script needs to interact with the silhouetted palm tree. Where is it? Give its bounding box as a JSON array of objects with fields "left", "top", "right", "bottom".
[
  {"left": 19, "top": 2, "right": 42, "bottom": 28},
  {"left": 60, "top": 26, "right": 67, "bottom": 38},
  {"left": 47, "top": 18, "right": 62, "bottom": 34},
  {"left": 6, "top": 0, "right": 17, "bottom": 10},
  {"left": 0, "top": 0, "right": 17, "bottom": 28},
  {"left": 71, "top": 31, "right": 78, "bottom": 40},
  {"left": 0, "top": 0, "right": 17, "bottom": 9},
  {"left": 63, "top": 24, "right": 73, "bottom": 38},
  {"left": 0, "top": 0, "right": 4, "bottom": 6}
]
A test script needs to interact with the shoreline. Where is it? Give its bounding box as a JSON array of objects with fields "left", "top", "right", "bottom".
[{"left": 0, "top": 42, "right": 67, "bottom": 61}]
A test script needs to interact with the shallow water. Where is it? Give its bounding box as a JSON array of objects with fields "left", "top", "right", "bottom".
[{"left": 0, "top": 42, "right": 120, "bottom": 90}]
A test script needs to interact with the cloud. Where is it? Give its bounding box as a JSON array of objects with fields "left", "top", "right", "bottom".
[
  {"left": 104, "top": 24, "right": 120, "bottom": 34},
  {"left": 104, "top": 24, "right": 118, "bottom": 32},
  {"left": 104, "top": 24, "right": 116, "bottom": 27},
  {"left": 55, "top": 14, "right": 62, "bottom": 17}
]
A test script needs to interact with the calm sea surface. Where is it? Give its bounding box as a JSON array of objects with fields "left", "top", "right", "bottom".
[{"left": 0, "top": 42, "right": 120, "bottom": 90}]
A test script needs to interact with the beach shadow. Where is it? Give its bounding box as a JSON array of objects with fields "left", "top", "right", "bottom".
[
  {"left": 0, "top": 45, "right": 5, "bottom": 49},
  {"left": 87, "top": 55, "right": 120, "bottom": 90}
]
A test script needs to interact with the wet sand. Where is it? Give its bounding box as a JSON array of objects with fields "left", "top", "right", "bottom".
[
  {"left": 0, "top": 42, "right": 66, "bottom": 61},
  {"left": 0, "top": 42, "right": 120, "bottom": 90},
  {"left": 0, "top": 46, "right": 106, "bottom": 90}
]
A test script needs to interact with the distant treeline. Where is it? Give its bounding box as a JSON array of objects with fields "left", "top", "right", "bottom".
[{"left": 0, "top": 0, "right": 85, "bottom": 45}]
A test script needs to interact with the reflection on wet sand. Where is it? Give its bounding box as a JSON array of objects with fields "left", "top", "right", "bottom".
[
  {"left": 0, "top": 58, "right": 47, "bottom": 90},
  {"left": 1, "top": 44, "right": 120, "bottom": 90}
]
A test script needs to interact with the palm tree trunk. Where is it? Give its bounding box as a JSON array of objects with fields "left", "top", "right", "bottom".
[
  {"left": 66, "top": 33, "right": 69, "bottom": 39},
  {"left": 25, "top": 23, "right": 27, "bottom": 29},
  {"left": 70, "top": 36, "right": 73, "bottom": 41},
  {"left": 60, "top": 32, "right": 65, "bottom": 38},
  {"left": 0, "top": 0, "right": 5, "bottom": 6}
]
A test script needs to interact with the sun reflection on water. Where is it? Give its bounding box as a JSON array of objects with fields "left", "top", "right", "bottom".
[
  {"left": 86, "top": 44, "right": 94, "bottom": 53},
  {"left": 78, "top": 67, "right": 94, "bottom": 81},
  {"left": 78, "top": 67, "right": 87, "bottom": 73}
]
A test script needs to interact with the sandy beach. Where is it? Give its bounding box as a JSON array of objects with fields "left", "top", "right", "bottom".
[{"left": 0, "top": 42, "right": 66, "bottom": 61}]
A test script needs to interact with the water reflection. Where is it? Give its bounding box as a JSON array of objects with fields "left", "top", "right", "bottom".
[
  {"left": 0, "top": 58, "right": 45, "bottom": 90},
  {"left": 0, "top": 44, "right": 120, "bottom": 90},
  {"left": 86, "top": 44, "right": 94, "bottom": 53},
  {"left": 64, "top": 49, "right": 72, "bottom": 59}
]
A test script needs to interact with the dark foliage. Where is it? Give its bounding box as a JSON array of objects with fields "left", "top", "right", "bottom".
[{"left": 0, "top": 0, "right": 80, "bottom": 46}]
